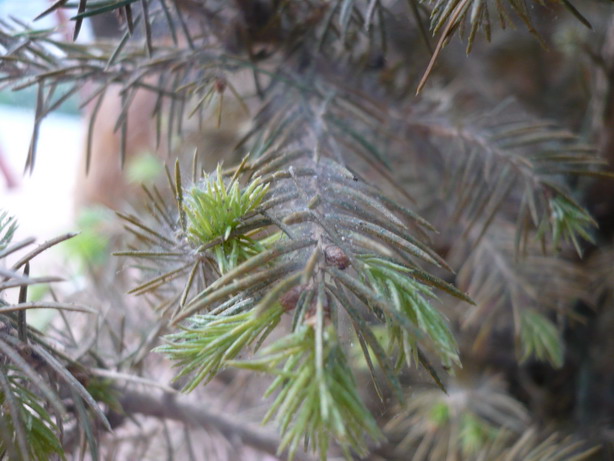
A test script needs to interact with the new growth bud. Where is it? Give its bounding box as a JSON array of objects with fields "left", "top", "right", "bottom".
[{"left": 324, "top": 245, "right": 350, "bottom": 270}]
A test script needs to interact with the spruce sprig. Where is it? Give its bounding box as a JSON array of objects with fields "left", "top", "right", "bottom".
[
  {"left": 0, "top": 371, "right": 66, "bottom": 461},
  {"left": 230, "top": 324, "right": 385, "bottom": 460},
  {"left": 184, "top": 165, "right": 270, "bottom": 273},
  {"left": 519, "top": 309, "right": 564, "bottom": 368},
  {"left": 361, "top": 255, "right": 461, "bottom": 369},
  {"left": 156, "top": 304, "right": 284, "bottom": 392}
]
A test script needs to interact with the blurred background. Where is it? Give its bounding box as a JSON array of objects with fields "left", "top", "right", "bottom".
[{"left": 0, "top": 0, "right": 87, "bottom": 246}]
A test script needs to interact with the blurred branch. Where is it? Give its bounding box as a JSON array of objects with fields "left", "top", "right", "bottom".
[{"left": 117, "top": 389, "right": 314, "bottom": 461}]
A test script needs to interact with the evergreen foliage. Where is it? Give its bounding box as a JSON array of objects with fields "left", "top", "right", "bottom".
[
  {"left": 0, "top": 214, "right": 108, "bottom": 460},
  {"left": 1, "top": 0, "right": 613, "bottom": 459}
]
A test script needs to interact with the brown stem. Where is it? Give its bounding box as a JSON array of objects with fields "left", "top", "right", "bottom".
[{"left": 117, "top": 389, "right": 314, "bottom": 461}]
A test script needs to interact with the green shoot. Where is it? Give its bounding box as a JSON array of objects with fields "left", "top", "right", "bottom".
[
  {"left": 231, "top": 325, "right": 384, "bottom": 460},
  {"left": 519, "top": 309, "right": 564, "bottom": 368},
  {"left": 156, "top": 304, "right": 284, "bottom": 392},
  {"left": 361, "top": 255, "right": 460, "bottom": 369},
  {"left": 184, "top": 165, "right": 269, "bottom": 273}
]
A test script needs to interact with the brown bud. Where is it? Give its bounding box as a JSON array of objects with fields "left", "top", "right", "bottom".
[
  {"left": 324, "top": 245, "right": 350, "bottom": 270},
  {"left": 214, "top": 77, "right": 227, "bottom": 94}
]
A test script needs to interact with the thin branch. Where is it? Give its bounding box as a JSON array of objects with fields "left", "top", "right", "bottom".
[{"left": 117, "top": 389, "right": 314, "bottom": 461}]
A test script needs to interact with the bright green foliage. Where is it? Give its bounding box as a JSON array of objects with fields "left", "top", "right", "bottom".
[
  {"left": 0, "top": 372, "right": 65, "bottom": 461},
  {"left": 519, "top": 309, "right": 564, "bottom": 368},
  {"left": 361, "top": 255, "right": 460, "bottom": 369},
  {"left": 231, "top": 325, "right": 384, "bottom": 460},
  {"left": 184, "top": 165, "right": 269, "bottom": 245},
  {"left": 156, "top": 304, "right": 284, "bottom": 392},
  {"left": 184, "top": 165, "right": 269, "bottom": 273},
  {"left": 209, "top": 238, "right": 265, "bottom": 275}
]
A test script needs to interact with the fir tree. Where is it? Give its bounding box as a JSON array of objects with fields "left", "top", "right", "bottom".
[{"left": 1, "top": 1, "right": 614, "bottom": 459}]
